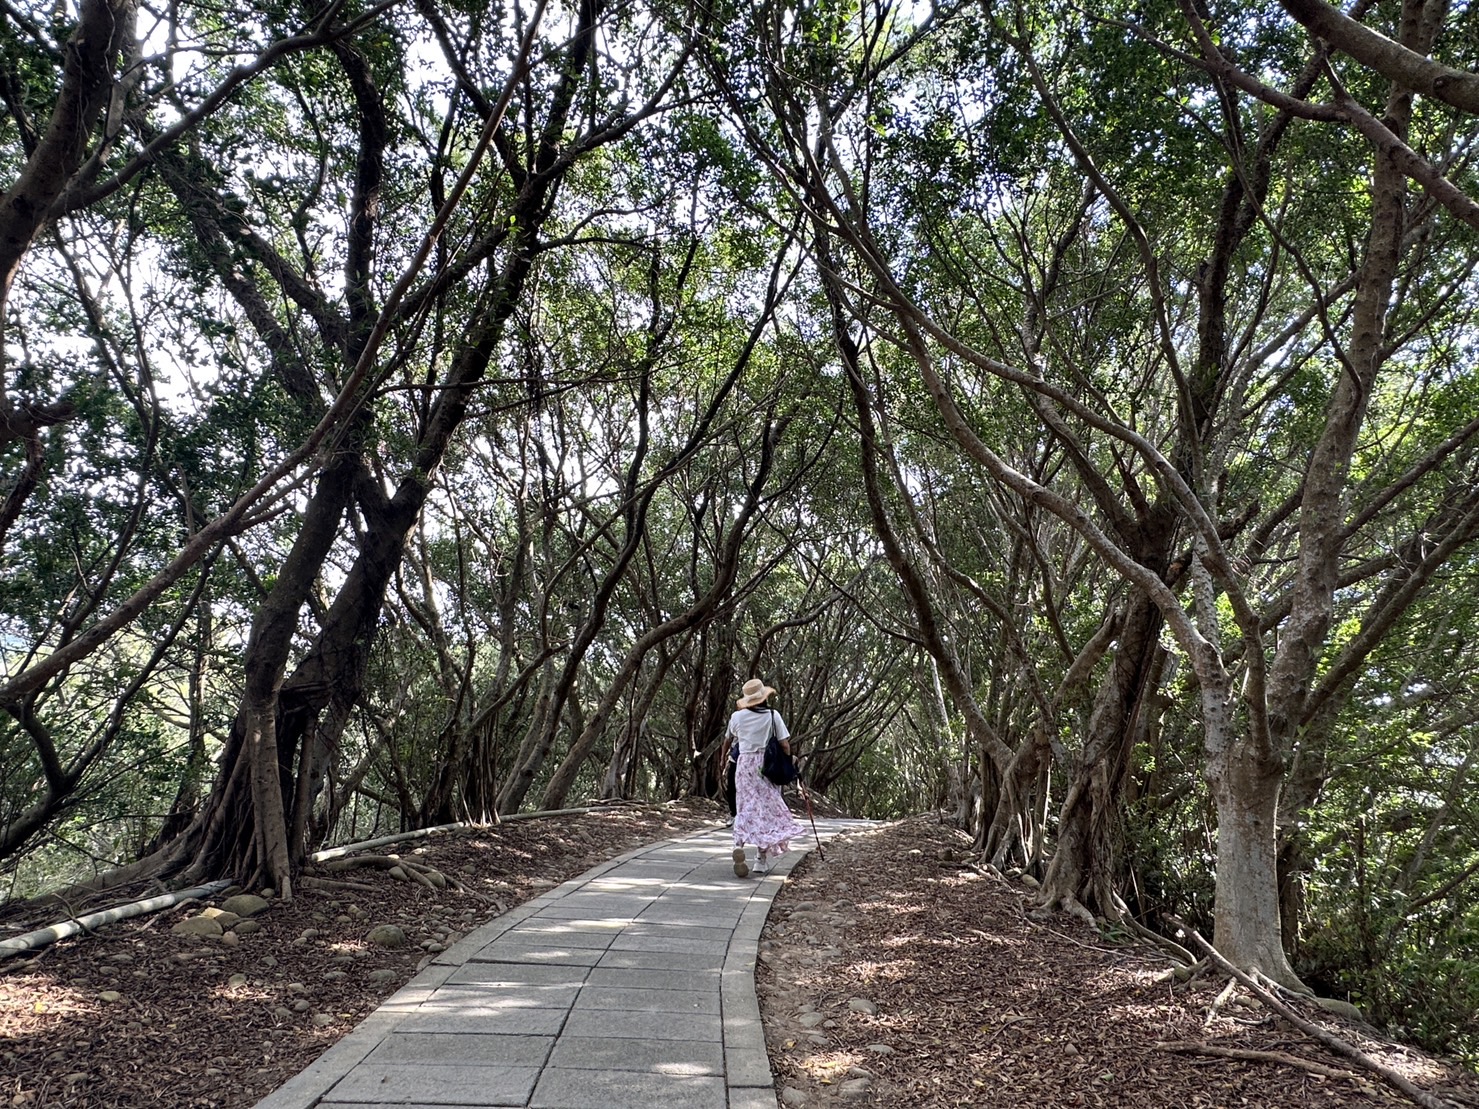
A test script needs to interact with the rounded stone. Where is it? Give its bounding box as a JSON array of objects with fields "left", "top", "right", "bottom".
[
  {"left": 171, "top": 916, "right": 222, "bottom": 938},
  {"left": 366, "top": 924, "right": 408, "bottom": 948},
  {"left": 222, "top": 894, "right": 270, "bottom": 917}
]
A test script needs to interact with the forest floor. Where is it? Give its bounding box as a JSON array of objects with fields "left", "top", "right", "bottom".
[{"left": 0, "top": 804, "right": 1474, "bottom": 1109}]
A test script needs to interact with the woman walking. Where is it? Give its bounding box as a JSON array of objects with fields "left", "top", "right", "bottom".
[{"left": 727, "top": 678, "right": 803, "bottom": 877}]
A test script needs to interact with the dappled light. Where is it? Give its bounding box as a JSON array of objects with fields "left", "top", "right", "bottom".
[{"left": 2, "top": 0, "right": 1479, "bottom": 1101}]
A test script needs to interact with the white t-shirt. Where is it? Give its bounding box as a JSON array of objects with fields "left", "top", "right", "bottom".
[{"left": 727, "top": 707, "right": 790, "bottom": 754}]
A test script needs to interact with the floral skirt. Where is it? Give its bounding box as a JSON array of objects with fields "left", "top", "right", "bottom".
[{"left": 732, "top": 749, "right": 804, "bottom": 855}]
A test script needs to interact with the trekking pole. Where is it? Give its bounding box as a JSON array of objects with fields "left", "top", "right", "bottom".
[{"left": 797, "top": 775, "right": 824, "bottom": 861}]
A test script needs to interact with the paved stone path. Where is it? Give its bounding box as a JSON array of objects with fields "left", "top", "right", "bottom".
[{"left": 256, "top": 819, "right": 860, "bottom": 1109}]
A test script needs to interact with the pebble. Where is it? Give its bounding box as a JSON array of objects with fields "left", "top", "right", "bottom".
[
  {"left": 866, "top": 1043, "right": 894, "bottom": 1054},
  {"left": 839, "top": 1076, "right": 873, "bottom": 1098},
  {"left": 227, "top": 974, "right": 248, "bottom": 988},
  {"left": 848, "top": 997, "right": 879, "bottom": 1014},
  {"left": 798, "top": 1012, "right": 826, "bottom": 1028},
  {"left": 781, "top": 1087, "right": 809, "bottom": 1107}
]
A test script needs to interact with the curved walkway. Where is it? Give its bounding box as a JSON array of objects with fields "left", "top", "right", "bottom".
[{"left": 255, "top": 819, "right": 861, "bottom": 1109}]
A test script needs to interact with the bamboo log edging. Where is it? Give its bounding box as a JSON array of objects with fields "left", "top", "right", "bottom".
[
  {"left": 0, "top": 879, "right": 234, "bottom": 961},
  {"left": 1, "top": 801, "right": 639, "bottom": 963},
  {"left": 305, "top": 807, "right": 597, "bottom": 863}
]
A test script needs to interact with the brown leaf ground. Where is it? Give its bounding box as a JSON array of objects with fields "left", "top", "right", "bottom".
[
  {"left": 0, "top": 801, "right": 718, "bottom": 1107},
  {"left": 757, "top": 818, "right": 1479, "bottom": 1109},
  {"left": 3, "top": 808, "right": 1476, "bottom": 1108}
]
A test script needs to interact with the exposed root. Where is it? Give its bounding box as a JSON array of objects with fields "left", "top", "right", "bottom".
[
  {"left": 298, "top": 876, "right": 378, "bottom": 893},
  {"left": 1166, "top": 914, "right": 1461, "bottom": 1109},
  {"left": 1154, "top": 1042, "right": 1360, "bottom": 1081},
  {"left": 1205, "top": 976, "right": 1238, "bottom": 1026}
]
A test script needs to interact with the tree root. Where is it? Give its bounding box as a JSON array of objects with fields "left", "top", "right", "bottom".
[
  {"left": 319, "top": 854, "right": 445, "bottom": 890},
  {"left": 1110, "top": 894, "right": 1197, "bottom": 965},
  {"left": 1154, "top": 1041, "right": 1360, "bottom": 1080},
  {"left": 298, "top": 876, "right": 378, "bottom": 893},
  {"left": 1166, "top": 914, "right": 1460, "bottom": 1109},
  {"left": 1205, "top": 976, "right": 1238, "bottom": 1026}
]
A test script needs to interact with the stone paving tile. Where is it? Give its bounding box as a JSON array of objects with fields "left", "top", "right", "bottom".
[
  {"left": 430, "top": 980, "right": 581, "bottom": 1008},
  {"left": 544, "top": 1034, "right": 724, "bottom": 1074},
  {"left": 512, "top": 916, "right": 630, "bottom": 934},
  {"left": 397, "top": 1005, "right": 569, "bottom": 1036},
  {"left": 528, "top": 1067, "right": 726, "bottom": 1109},
  {"left": 500, "top": 925, "right": 615, "bottom": 949},
  {"left": 729, "top": 1088, "right": 781, "bottom": 1109},
  {"left": 468, "top": 941, "right": 605, "bottom": 966},
  {"left": 573, "top": 984, "right": 720, "bottom": 1014},
  {"left": 559, "top": 1007, "right": 722, "bottom": 1041},
  {"left": 596, "top": 946, "right": 726, "bottom": 971},
  {"left": 608, "top": 931, "right": 732, "bottom": 955},
  {"left": 623, "top": 920, "right": 737, "bottom": 942},
  {"left": 364, "top": 1033, "right": 555, "bottom": 1068},
  {"left": 446, "top": 961, "right": 589, "bottom": 984},
  {"left": 253, "top": 820, "right": 863, "bottom": 1109},
  {"left": 583, "top": 966, "right": 719, "bottom": 991},
  {"left": 321, "top": 1062, "right": 540, "bottom": 1105},
  {"left": 529, "top": 899, "right": 653, "bottom": 920}
]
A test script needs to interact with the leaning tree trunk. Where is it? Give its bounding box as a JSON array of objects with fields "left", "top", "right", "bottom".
[
  {"left": 178, "top": 139, "right": 574, "bottom": 889},
  {"left": 1036, "top": 591, "right": 1163, "bottom": 919}
]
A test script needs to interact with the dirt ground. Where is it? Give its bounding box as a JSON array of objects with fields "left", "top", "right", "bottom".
[
  {"left": 3, "top": 807, "right": 1477, "bottom": 1108},
  {"left": 756, "top": 818, "right": 1479, "bottom": 1109}
]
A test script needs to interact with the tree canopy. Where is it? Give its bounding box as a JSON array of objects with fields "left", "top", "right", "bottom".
[{"left": 2, "top": 0, "right": 1478, "bottom": 1066}]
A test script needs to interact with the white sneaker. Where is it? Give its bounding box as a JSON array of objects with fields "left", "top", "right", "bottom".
[{"left": 754, "top": 853, "right": 769, "bottom": 875}]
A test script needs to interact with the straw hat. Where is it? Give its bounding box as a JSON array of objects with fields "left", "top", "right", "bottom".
[{"left": 736, "top": 678, "right": 776, "bottom": 708}]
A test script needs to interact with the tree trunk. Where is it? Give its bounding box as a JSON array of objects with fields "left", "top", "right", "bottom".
[
  {"left": 1036, "top": 591, "right": 1162, "bottom": 917},
  {"left": 1207, "top": 712, "right": 1300, "bottom": 985}
]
